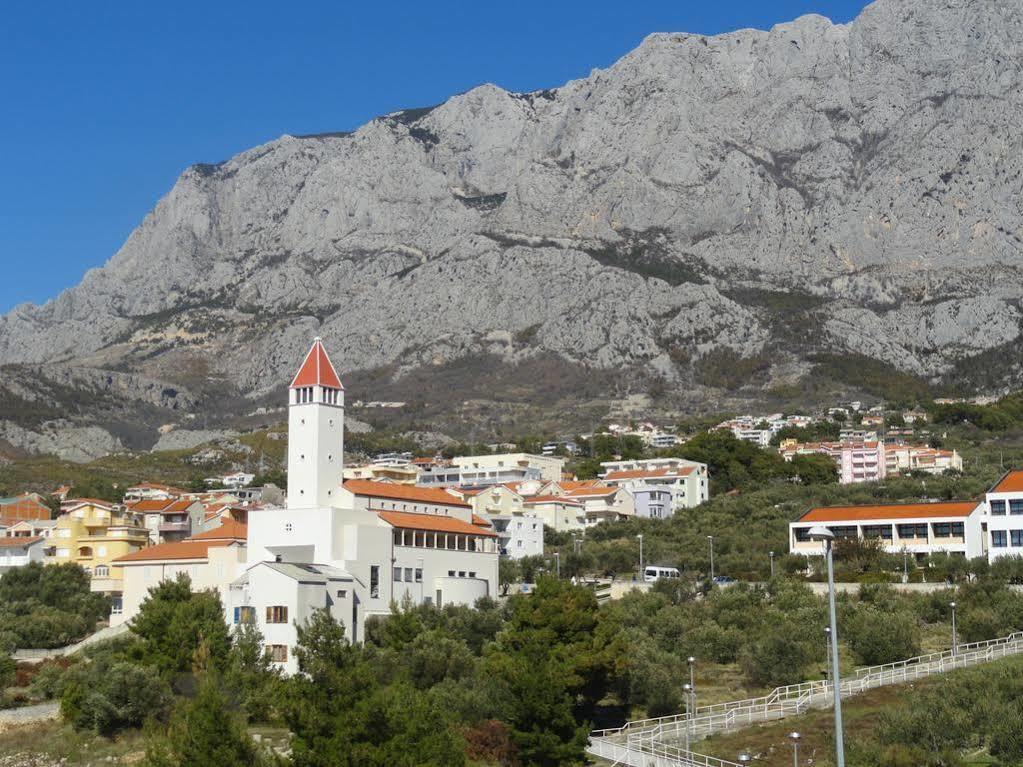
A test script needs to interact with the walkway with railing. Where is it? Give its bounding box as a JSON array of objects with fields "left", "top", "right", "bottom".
[{"left": 588, "top": 630, "right": 1023, "bottom": 767}]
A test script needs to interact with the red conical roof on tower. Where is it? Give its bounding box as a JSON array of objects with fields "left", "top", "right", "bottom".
[{"left": 290, "top": 338, "right": 343, "bottom": 389}]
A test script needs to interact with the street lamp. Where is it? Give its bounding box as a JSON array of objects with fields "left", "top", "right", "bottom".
[
  {"left": 738, "top": 752, "right": 752, "bottom": 765},
  {"left": 707, "top": 535, "right": 715, "bottom": 582},
  {"left": 824, "top": 627, "right": 832, "bottom": 686},
  {"left": 687, "top": 656, "right": 696, "bottom": 708},
  {"left": 554, "top": 551, "right": 560, "bottom": 578},
  {"left": 682, "top": 682, "right": 693, "bottom": 750},
  {"left": 637, "top": 534, "right": 644, "bottom": 578},
  {"left": 788, "top": 732, "right": 801, "bottom": 767},
  {"left": 902, "top": 547, "right": 909, "bottom": 583},
  {"left": 950, "top": 601, "right": 958, "bottom": 657},
  {"left": 769, "top": 550, "right": 776, "bottom": 579},
  {"left": 808, "top": 525, "right": 845, "bottom": 767}
]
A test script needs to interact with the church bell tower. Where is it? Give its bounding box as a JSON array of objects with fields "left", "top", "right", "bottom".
[{"left": 286, "top": 337, "right": 344, "bottom": 509}]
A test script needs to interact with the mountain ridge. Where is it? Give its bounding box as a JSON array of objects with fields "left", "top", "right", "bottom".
[{"left": 2, "top": 0, "right": 1023, "bottom": 458}]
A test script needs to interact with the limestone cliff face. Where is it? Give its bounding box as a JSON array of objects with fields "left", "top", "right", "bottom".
[{"left": 2, "top": 0, "right": 1022, "bottom": 456}]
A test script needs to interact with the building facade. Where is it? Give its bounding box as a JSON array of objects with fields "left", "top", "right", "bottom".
[
  {"left": 601, "top": 458, "right": 709, "bottom": 510},
  {"left": 789, "top": 501, "right": 985, "bottom": 560}
]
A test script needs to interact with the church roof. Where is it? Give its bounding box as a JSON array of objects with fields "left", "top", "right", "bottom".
[{"left": 290, "top": 338, "right": 343, "bottom": 390}]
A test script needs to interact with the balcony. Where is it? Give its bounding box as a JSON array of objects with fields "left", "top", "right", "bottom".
[{"left": 159, "top": 522, "right": 191, "bottom": 534}]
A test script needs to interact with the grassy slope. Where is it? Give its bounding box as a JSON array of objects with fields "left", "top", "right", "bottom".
[{"left": 695, "top": 657, "right": 1023, "bottom": 766}]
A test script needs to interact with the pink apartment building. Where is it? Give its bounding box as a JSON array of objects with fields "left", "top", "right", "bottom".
[{"left": 779, "top": 439, "right": 887, "bottom": 484}]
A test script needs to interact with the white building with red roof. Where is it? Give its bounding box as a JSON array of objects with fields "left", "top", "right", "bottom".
[
  {"left": 234, "top": 339, "right": 499, "bottom": 671},
  {"left": 112, "top": 520, "right": 249, "bottom": 626},
  {"left": 985, "top": 470, "right": 1023, "bottom": 561},
  {"left": 789, "top": 500, "right": 985, "bottom": 560},
  {"left": 0, "top": 535, "right": 46, "bottom": 573},
  {"left": 600, "top": 457, "right": 709, "bottom": 511}
]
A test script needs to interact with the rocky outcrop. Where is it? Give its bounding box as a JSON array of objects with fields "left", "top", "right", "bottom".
[{"left": 1, "top": 0, "right": 1023, "bottom": 454}]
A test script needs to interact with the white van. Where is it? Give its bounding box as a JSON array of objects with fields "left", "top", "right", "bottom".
[{"left": 644, "top": 565, "right": 681, "bottom": 582}]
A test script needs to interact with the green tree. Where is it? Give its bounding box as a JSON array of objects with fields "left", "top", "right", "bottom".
[
  {"left": 145, "top": 672, "right": 272, "bottom": 767},
  {"left": 284, "top": 609, "right": 465, "bottom": 767},
  {"left": 740, "top": 626, "right": 812, "bottom": 687},
  {"left": 846, "top": 608, "right": 920, "bottom": 665},
  {"left": 131, "top": 575, "right": 231, "bottom": 675}
]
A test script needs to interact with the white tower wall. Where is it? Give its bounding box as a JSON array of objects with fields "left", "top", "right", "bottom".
[{"left": 287, "top": 383, "right": 344, "bottom": 509}]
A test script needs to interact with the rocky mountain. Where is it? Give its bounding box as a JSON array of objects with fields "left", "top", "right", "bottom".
[{"left": 3, "top": 0, "right": 1023, "bottom": 459}]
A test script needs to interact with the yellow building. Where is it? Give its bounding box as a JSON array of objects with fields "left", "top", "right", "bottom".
[
  {"left": 46, "top": 499, "right": 150, "bottom": 614},
  {"left": 342, "top": 463, "right": 419, "bottom": 485}
]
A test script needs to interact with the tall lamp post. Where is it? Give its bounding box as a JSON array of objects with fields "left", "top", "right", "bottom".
[
  {"left": 808, "top": 525, "right": 845, "bottom": 767},
  {"left": 637, "top": 534, "right": 644, "bottom": 578},
  {"left": 769, "top": 550, "right": 776, "bottom": 579},
  {"left": 950, "top": 601, "right": 958, "bottom": 657},
  {"left": 824, "top": 626, "right": 832, "bottom": 687},
  {"left": 682, "top": 682, "right": 694, "bottom": 751},
  {"left": 707, "top": 535, "right": 715, "bottom": 582},
  {"left": 788, "top": 731, "right": 801, "bottom": 767},
  {"left": 554, "top": 551, "right": 561, "bottom": 578},
  {"left": 687, "top": 656, "right": 696, "bottom": 709}
]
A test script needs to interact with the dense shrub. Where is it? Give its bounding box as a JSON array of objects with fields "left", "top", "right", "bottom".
[
  {"left": 0, "top": 562, "right": 109, "bottom": 650},
  {"left": 61, "top": 660, "right": 172, "bottom": 735}
]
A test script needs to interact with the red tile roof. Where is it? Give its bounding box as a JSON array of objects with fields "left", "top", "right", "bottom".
[
  {"left": 992, "top": 470, "right": 1023, "bottom": 493},
  {"left": 344, "top": 480, "right": 470, "bottom": 507},
  {"left": 290, "top": 338, "right": 343, "bottom": 389},
  {"left": 0, "top": 536, "right": 43, "bottom": 548},
  {"left": 113, "top": 540, "right": 234, "bottom": 564},
  {"left": 127, "top": 499, "right": 170, "bottom": 512},
  {"left": 523, "top": 495, "right": 582, "bottom": 506},
  {"left": 562, "top": 486, "right": 618, "bottom": 498},
  {"left": 378, "top": 510, "right": 497, "bottom": 537},
  {"left": 797, "top": 500, "right": 980, "bottom": 523},
  {"left": 189, "top": 519, "right": 247, "bottom": 541}
]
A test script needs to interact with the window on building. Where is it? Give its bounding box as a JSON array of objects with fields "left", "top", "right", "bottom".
[
  {"left": 404, "top": 567, "right": 413, "bottom": 582},
  {"left": 1011, "top": 499, "right": 1023, "bottom": 516},
  {"left": 265, "top": 645, "right": 288, "bottom": 663},
  {"left": 932, "top": 523, "right": 952, "bottom": 538},
  {"left": 991, "top": 499, "right": 1007, "bottom": 515},
  {"left": 469, "top": 572, "right": 476, "bottom": 578},
  {"left": 393, "top": 566, "right": 402, "bottom": 582},
  {"left": 94, "top": 565, "right": 109, "bottom": 577},
  {"left": 1013, "top": 531, "right": 1023, "bottom": 547},
  {"left": 266, "top": 606, "right": 289, "bottom": 624},
  {"left": 862, "top": 525, "right": 893, "bottom": 540},
  {"left": 897, "top": 524, "right": 928, "bottom": 539},
  {"left": 414, "top": 568, "right": 422, "bottom": 583},
  {"left": 370, "top": 565, "right": 380, "bottom": 598},
  {"left": 793, "top": 527, "right": 811, "bottom": 542},
  {"left": 993, "top": 530, "right": 1008, "bottom": 547},
  {"left": 458, "top": 571, "right": 466, "bottom": 578},
  {"left": 110, "top": 596, "right": 123, "bottom": 615},
  {"left": 952, "top": 522, "right": 965, "bottom": 537},
  {"left": 448, "top": 570, "right": 455, "bottom": 577},
  {"left": 234, "top": 606, "right": 255, "bottom": 624}
]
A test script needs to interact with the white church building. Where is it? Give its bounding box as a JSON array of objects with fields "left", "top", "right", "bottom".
[{"left": 229, "top": 339, "right": 499, "bottom": 672}]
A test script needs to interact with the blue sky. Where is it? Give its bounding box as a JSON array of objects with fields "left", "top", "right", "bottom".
[{"left": 0, "top": 0, "right": 869, "bottom": 313}]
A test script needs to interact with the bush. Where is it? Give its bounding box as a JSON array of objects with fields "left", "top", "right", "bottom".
[
  {"left": 846, "top": 608, "right": 920, "bottom": 665},
  {"left": 61, "top": 660, "right": 172, "bottom": 735},
  {"left": 741, "top": 627, "right": 812, "bottom": 687}
]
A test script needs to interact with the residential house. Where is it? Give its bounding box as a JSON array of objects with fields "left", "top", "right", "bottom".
[
  {"left": 112, "top": 520, "right": 248, "bottom": 626},
  {"left": 0, "top": 493, "right": 51, "bottom": 527},
  {"left": 450, "top": 485, "right": 544, "bottom": 559},
  {"left": 46, "top": 499, "right": 150, "bottom": 610},
  {"left": 602, "top": 461, "right": 709, "bottom": 511},
  {"left": 128, "top": 498, "right": 205, "bottom": 544},
  {"left": 789, "top": 500, "right": 985, "bottom": 560},
  {"left": 418, "top": 453, "right": 565, "bottom": 488},
  {"left": 560, "top": 485, "right": 634, "bottom": 526},
  {"left": 123, "top": 483, "right": 187, "bottom": 503},
  {"left": 6, "top": 518, "right": 57, "bottom": 538},
  {"left": 885, "top": 445, "right": 962, "bottom": 476},
  {"left": 521, "top": 495, "right": 586, "bottom": 532},
  {"left": 778, "top": 439, "right": 886, "bottom": 484},
  {"left": 0, "top": 536, "right": 46, "bottom": 573}
]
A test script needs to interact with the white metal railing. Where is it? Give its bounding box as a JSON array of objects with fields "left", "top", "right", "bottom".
[{"left": 588, "top": 630, "right": 1023, "bottom": 766}]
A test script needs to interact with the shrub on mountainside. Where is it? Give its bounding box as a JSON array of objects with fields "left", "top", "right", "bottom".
[{"left": 61, "top": 659, "right": 172, "bottom": 735}]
